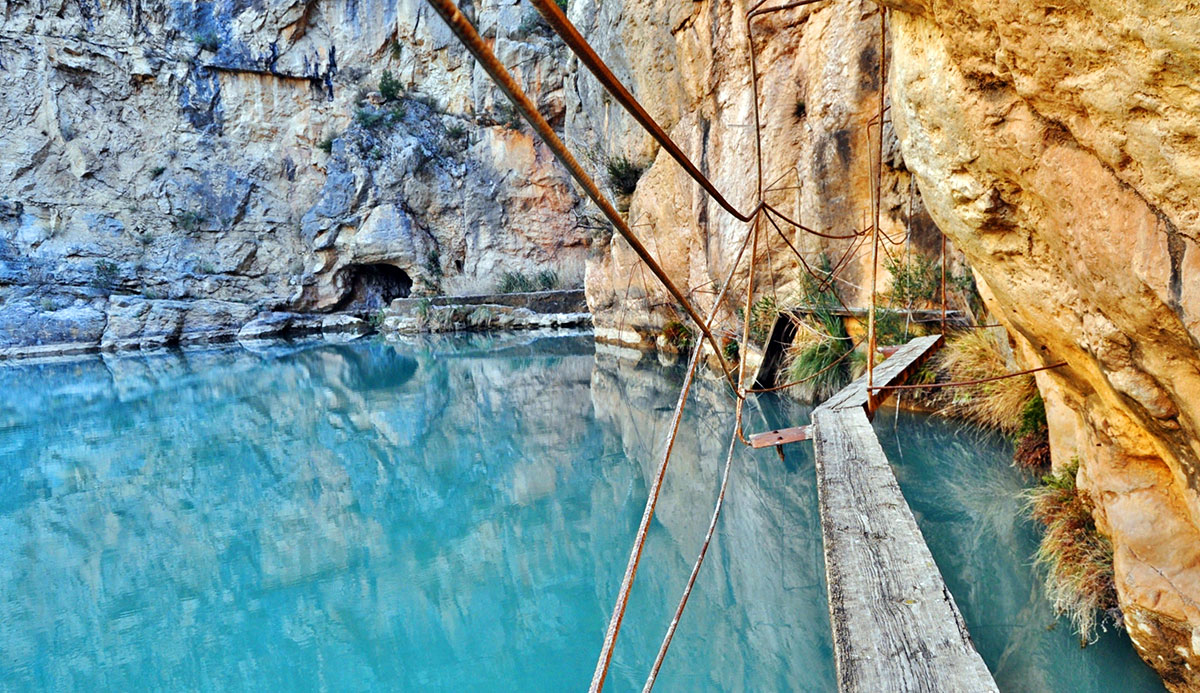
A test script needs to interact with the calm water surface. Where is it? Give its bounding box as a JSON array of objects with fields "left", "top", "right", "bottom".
[{"left": 0, "top": 332, "right": 1162, "bottom": 691}]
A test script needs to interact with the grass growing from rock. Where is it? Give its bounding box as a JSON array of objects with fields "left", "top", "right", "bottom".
[
  {"left": 1014, "top": 393, "right": 1052, "bottom": 469},
  {"left": 662, "top": 320, "right": 694, "bottom": 351},
  {"left": 379, "top": 70, "right": 402, "bottom": 102},
  {"left": 496, "top": 270, "right": 559, "bottom": 293},
  {"left": 937, "top": 328, "right": 1036, "bottom": 434},
  {"left": 606, "top": 156, "right": 644, "bottom": 197},
  {"left": 1027, "top": 459, "right": 1119, "bottom": 644}
]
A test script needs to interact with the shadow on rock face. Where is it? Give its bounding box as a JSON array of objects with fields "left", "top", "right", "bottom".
[{"left": 334, "top": 263, "right": 413, "bottom": 313}]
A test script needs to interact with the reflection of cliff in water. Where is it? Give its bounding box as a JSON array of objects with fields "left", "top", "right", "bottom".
[
  {"left": 0, "top": 335, "right": 832, "bottom": 691},
  {"left": 587, "top": 348, "right": 834, "bottom": 691}
]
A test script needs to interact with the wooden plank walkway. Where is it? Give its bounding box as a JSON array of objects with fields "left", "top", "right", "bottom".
[{"left": 811, "top": 334, "right": 999, "bottom": 692}]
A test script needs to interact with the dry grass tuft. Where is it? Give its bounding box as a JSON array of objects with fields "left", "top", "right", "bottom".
[
  {"left": 1027, "top": 460, "right": 1119, "bottom": 644},
  {"left": 937, "top": 329, "right": 1036, "bottom": 434}
]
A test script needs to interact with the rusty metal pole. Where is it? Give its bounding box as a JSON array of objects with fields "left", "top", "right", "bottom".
[
  {"left": 422, "top": 0, "right": 737, "bottom": 388},
  {"left": 868, "top": 10, "right": 886, "bottom": 390},
  {"left": 941, "top": 233, "right": 948, "bottom": 334}
]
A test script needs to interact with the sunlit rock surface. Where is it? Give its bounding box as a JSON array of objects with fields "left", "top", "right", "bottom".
[{"left": 879, "top": 1, "right": 1200, "bottom": 686}]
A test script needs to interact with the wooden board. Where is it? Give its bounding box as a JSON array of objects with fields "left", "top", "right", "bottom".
[
  {"left": 748, "top": 425, "right": 812, "bottom": 448},
  {"left": 809, "top": 333, "right": 998, "bottom": 693},
  {"left": 818, "top": 334, "right": 944, "bottom": 416}
]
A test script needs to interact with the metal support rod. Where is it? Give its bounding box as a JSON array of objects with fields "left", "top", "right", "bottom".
[
  {"left": 941, "top": 233, "right": 948, "bottom": 334},
  {"left": 423, "top": 0, "right": 737, "bottom": 389},
  {"left": 868, "top": 10, "right": 886, "bottom": 391}
]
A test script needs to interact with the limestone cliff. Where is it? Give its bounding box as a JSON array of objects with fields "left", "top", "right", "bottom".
[
  {"left": 563, "top": 0, "right": 960, "bottom": 348},
  {"left": 0, "top": 0, "right": 587, "bottom": 355},
  {"left": 878, "top": 1, "right": 1200, "bottom": 688}
]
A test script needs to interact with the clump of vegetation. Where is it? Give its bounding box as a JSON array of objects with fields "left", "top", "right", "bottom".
[
  {"left": 1014, "top": 393, "right": 1052, "bottom": 470},
  {"left": 748, "top": 295, "right": 778, "bottom": 344},
  {"left": 535, "top": 269, "right": 559, "bottom": 291},
  {"left": 193, "top": 31, "right": 221, "bottom": 52},
  {"left": 885, "top": 254, "right": 941, "bottom": 306},
  {"left": 1027, "top": 459, "right": 1119, "bottom": 644},
  {"left": 937, "top": 328, "right": 1036, "bottom": 433},
  {"left": 493, "top": 101, "right": 523, "bottom": 130},
  {"left": 91, "top": 260, "right": 120, "bottom": 290},
  {"left": 722, "top": 337, "right": 739, "bottom": 363},
  {"left": 445, "top": 122, "right": 468, "bottom": 140},
  {"left": 317, "top": 135, "right": 336, "bottom": 154},
  {"left": 368, "top": 309, "right": 387, "bottom": 330},
  {"left": 379, "top": 69, "right": 402, "bottom": 102},
  {"left": 784, "top": 255, "right": 856, "bottom": 398},
  {"left": 497, "top": 271, "right": 538, "bottom": 293},
  {"left": 175, "top": 210, "right": 206, "bottom": 232},
  {"left": 793, "top": 99, "right": 806, "bottom": 120},
  {"left": 355, "top": 107, "right": 390, "bottom": 130},
  {"left": 869, "top": 304, "right": 914, "bottom": 346},
  {"left": 425, "top": 248, "right": 443, "bottom": 278},
  {"left": 662, "top": 320, "right": 694, "bottom": 351},
  {"left": 606, "top": 156, "right": 644, "bottom": 197},
  {"left": 517, "top": 9, "right": 552, "bottom": 35},
  {"left": 149, "top": 165, "right": 166, "bottom": 179}
]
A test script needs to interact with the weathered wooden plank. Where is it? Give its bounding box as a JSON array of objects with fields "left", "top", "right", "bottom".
[
  {"left": 812, "top": 405, "right": 997, "bottom": 693},
  {"left": 748, "top": 425, "right": 812, "bottom": 448},
  {"left": 818, "top": 334, "right": 943, "bottom": 415},
  {"left": 751, "top": 310, "right": 800, "bottom": 391}
]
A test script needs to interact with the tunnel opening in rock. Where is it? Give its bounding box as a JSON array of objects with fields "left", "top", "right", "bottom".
[{"left": 334, "top": 263, "right": 413, "bottom": 313}]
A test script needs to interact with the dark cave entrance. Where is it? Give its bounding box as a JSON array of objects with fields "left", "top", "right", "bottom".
[{"left": 334, "top": 263, "right": 413, "bottom": 314}]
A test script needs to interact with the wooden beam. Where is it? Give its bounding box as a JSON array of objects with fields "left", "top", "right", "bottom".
[{"left": 748, "top": 425, "right": 812, "bottom": 448}]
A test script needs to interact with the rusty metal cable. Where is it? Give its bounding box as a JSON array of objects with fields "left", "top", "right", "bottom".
[
  {"left": 585, "top": 198, "right": 756, "bottom": 693},
  {"left": 423, "top": 0, "right": 738, "bottom": 391},
  {"left": 529, "top": 0, "right": 760, "bottom": 223},
  {"left": 641, "top": 425, "right": 739, "bottom": 692},
  {"left": 868, "top": 361, "right": 1067, "bottom": 391}
]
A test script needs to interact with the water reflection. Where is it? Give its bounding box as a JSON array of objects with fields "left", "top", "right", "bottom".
[
  {"left": 874, "top": 409, "right": 1164, "bottom": 692},
  {"left": 0, "top": 334, "right": 830, "bottom": 691}
]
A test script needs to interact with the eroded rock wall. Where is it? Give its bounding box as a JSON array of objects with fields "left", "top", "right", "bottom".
[
  {"left": 879, "top": 1, "right": 1200, "bottom": 687},
  {"left": 565, "top": 0, "right": 954, "bottom": 347},
  {"left": 0, "top": 0, "right": 588, "bottom": 354}
]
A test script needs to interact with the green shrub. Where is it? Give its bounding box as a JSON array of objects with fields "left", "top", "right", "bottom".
[
  {"left": 426, "top": 249, "right": 443, "bottom": 278},
  {"left": 723, "top": 337, "right": 739, "bottom": 363},
  {"left": 379, "top": 69, "right": 402, "bottom": 102},
  {"left": 445, "top": 122, "right": 467, "bottom": 140},
  {"left": 662, "top": 320, "right": 694, "bottom": 351},
  {"left": 1027, "top": 460, "right": 1118, "bottom": 644},
  {"left": 355, "top": 107, "right": 389, "bottom": 129},
  {"left": 793, "top": 100, "right": 806, "bottom": 120},
  {"left": 885, "top": 254, "right": 941, "bottom": 306},
  {"left": 149, "top": 165, "right": 166, "bottom": 179},
  {"left": 317, "top": 135, "right": 336, "bottom": 154},
  {"left": 606, "top": 156, "right": 644, "bottom": 196},
  {"left": 497, "top": 271, "right": 538, "bottom": 293},
  {"left": 193, "top": 31, "right": 220, "bottom": 52},
  {"left": 536, "top": 270, "right": 559, "bottom": 291},
  {"left": 91, "top": 260, "right": 120, "bottom": 290},
  {"left": 175, "top": 210, "right": 206, "bottom": 232},
  {"left": 368, "top": 309, "right": 386, "bottom": 330}
]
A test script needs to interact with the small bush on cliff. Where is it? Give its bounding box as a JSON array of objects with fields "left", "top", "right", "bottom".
[
  {"left": 91, "top": 260, "right": 120, "bottom": 291},
  {"left": 885, "top": 254, "right": 941, "bottom": 306},
  {"left": 793, "top": 99, "right": 806, "bottom": 120},
  {"left": 661, "top": 320, "right": 694, "bottom": 351},
  {"left": 1014, "top": 393, "right": 1052, "bottom": 470},
  {"left": 317, "top": 135, "right": 336, "bottom": 154},
  {"left": 937, "top": 328, "right": 1036, "bottom": 433},
  {"left": 445, "top": 122, "right": 467, "bottom": 140},
  {"left": 379, "top": 70, "right": 402, "bottom": 102},
  {"left": 193, "top": 31, "right": 221, "bottom": 52},
  {"left": 606, "top": 156, "right": 644, "bottom": 197},
  {"left": 1027, "top": 459, "right": 1119, "bottom": 644},
  {"left": 536, "top": 270, "right": 559, "bottom": 291},
  {"left": 355, "top": 107, "right": 389, "bottom": 130},
  {"left": 175, "top": 210, "right": 206, "bottom": 232}
]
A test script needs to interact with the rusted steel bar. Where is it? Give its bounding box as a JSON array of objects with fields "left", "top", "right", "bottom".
[
  {"left": 529, "top": 0, "right": 760, "bottom": 223},
  {"left": 867, "top": 11, "right": 886, "bottom": 392},
  {"left": 868, "top": 361, "right": 1068, "bottom": 391},
  {"left": 941, "top": 233, "right": 948, "bottom": 334},
  {"left": 423, "top": 0, "right": 737, "bottom": 389}
]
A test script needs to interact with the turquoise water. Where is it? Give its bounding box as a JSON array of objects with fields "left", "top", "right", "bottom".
[
  {"left": 0, "top": 333, "right": 1162, "bottom": 691},
  {"left": 873, "top": 408, "right": 1164, "bottom": 692}
]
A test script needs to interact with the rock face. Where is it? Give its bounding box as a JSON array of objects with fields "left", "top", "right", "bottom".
[
  {"left": 878, "top": 1, "right": 1200, "bottom": 687},
  {"left": 564, "top": 0, "right": 956, "bottom": 348},
  {"left": 0, "top": 0, "right": 588, "bottom": 355}
]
